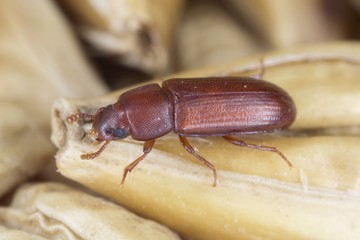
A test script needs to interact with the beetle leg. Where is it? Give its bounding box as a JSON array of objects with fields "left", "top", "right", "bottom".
[
  {"left": 223, "top": 136, "right": 292, "bottom": 167},
  {"left": 121, "top": 139, "right": 155, "bottom": 186},
  {"left": 81, "top": 141, "right": 110, "bottom": 160},
  {"left": 251, "top": 58, "right": 265, "bottom": 80},
  {"left": 178, "top": 136, "right": 217, "bottom": 187}
]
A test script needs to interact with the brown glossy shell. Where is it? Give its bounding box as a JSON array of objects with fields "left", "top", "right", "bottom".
[
  {"left": 120, "top": 84, "right": 173, "bottom": 141},
  {"left": 162, "top": 77, "right": 296, "bottom": 136}
]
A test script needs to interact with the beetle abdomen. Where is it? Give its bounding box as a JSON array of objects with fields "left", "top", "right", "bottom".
[{"left": 162, "top": 77, "right": 296, "bottom": 136}]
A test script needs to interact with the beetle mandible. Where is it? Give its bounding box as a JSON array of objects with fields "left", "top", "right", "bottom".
[{"left": 67, "top": 65, "right": 296, "bottom": 187}]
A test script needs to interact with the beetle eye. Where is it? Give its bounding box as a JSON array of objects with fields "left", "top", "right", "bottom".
[{"left": 112, "top": 128, "right": 128, "bottom": 139}]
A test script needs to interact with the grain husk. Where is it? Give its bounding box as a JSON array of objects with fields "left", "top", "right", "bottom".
[
  {"left": 0, "top": 0, "right": 107, "bottom": 133},
  {"left": 0, "top": 225, "right": 48, "bottom": 240},
  {"left": 0, "top": 0, "right": 107, "bottom": 196},
  {"left": 0, "top": 182, "right": 180, "bottom": 240},
  {"left": 59, "top": 0, "right": 185, "bottom": 74},
  {"left": 0, "top": 103, "right": 53, "bottom": 198},
  {"left": 52, "top": 42, "right": 360, "bottom": 239}
]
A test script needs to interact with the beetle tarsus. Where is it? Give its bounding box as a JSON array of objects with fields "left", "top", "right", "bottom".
[
  {"left": 179, "top": 135, "right": 217, "bottom": 187},
  {"left": 223, "top": 135, "right": 292, "bottom": 168},
  {"left": 121, "top": 139, "right": 155, "bottom": 186}
]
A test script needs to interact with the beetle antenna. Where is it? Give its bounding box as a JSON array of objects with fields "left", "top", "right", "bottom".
[
  {"left": 67, "top": 113, "right": 94, "bottom": 123},
  {"left": 81, "top": 141, "right": 110, "bottom": 160}
]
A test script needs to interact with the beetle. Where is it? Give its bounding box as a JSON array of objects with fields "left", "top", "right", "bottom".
[{"left": 67, "top": 68, "right": 296, "bottom": 187}]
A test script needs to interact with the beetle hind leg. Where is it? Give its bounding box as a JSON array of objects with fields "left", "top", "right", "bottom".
[
  {"left": 179, "top": 136, "right": 217, "bottom": 187},
  {"left": 223, "top": 135, "right": 292, "bottom": 167},
  {"left": 121, "top": 139, "right": 155, "bottom": 186},
  {"left": 251, "top": 58, "right": 265, "bottom": 79}
]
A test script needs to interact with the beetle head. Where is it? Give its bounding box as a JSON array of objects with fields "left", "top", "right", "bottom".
[{"left": 92, "top": 104, "right": 130, "bottom": 141}]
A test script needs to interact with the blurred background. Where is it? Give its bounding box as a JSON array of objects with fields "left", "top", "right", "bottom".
[
  {"left": 1, "top": 1, "right": 360, "bottom": 238},
  {"left": 56, "top": 0, "right": 360, "bottom": 89},
  {"left": 1, "top": 0, "right": 360, "bottom": 201},
  {"left": 1, "top": 0, "right": 359, "bottom": 200}
]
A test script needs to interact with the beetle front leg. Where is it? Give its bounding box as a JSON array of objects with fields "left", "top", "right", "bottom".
[
  {"left": 223, "top": 135, "right": 292, "bottom": 167},
  {"left": 178, "top": 136, "right": 217, "bottom": 187},
  {"left": 121, "top": 139, "right": 155, "bottom": 186},
  {"left": 81, "top": 141, "right": 110, "bottom": 160}
]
